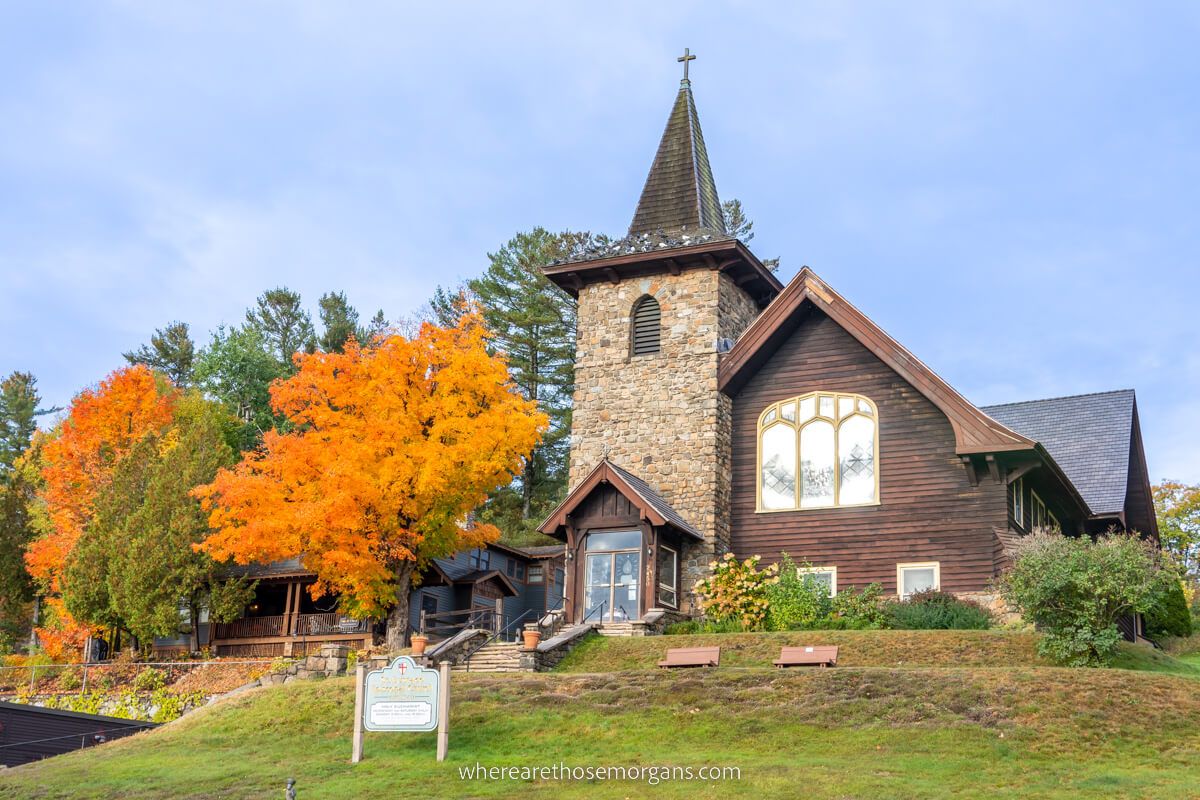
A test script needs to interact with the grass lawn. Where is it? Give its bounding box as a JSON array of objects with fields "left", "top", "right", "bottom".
[{"left": 2, "top": 631, "right": 1198, "bottom": 799}]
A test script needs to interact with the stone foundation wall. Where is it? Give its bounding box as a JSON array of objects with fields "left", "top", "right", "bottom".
[{"left": 957, "top": 591, "right": 1023, "bottom": 626}]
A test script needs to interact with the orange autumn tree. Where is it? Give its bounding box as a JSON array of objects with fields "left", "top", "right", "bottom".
[
  {"left": 195, "top": 311, "right": 547, "bottom": 649},
  {"left": 25, "top": 365, "right": 178, "bottom": 655}
]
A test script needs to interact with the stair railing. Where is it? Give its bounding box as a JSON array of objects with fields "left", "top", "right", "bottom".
[{"left": 461, "top": 608, "right": 537, "bottom": 673}]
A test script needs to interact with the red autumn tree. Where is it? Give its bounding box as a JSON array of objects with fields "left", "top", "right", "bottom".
[
  {"left": 25, "top": 365, "right": 178, "bottom": 654},
  {"left": 195, "top": 312, "right": 546, "bottom": 649}
]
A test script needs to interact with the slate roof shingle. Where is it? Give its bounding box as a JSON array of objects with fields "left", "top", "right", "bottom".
[
  {"left": 981, "top": 389, "right": 1135, "bottom": 515},
  {"left": 629, "top": 78, "right": 725, "bottom": 237}
]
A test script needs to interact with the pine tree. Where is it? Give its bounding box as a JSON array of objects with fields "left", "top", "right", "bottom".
[
  {"left": 318, "top": 292, "right": 361, "bottom": 353},
  {"left": 432, "top": 228, "right": 598, "bottom": 541},
  {"left": 245, "top": 287, "right": 315, "bottom": 369},
  {"left": 0, "top": 373, "right": 46, "bottom": 650},
  {"left": 123, "top": 321, "right": 196, "bottom": 387},
  {"left": 722, "top": 198, "right": 779, "bottom": 272}
]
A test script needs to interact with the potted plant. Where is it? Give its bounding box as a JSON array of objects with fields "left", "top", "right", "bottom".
[
  {"left": 410, "top": 633, "right": 429, "bottom": 656},
  {"left": 522, "top": 628, "right": 542, "bottom": 650}
]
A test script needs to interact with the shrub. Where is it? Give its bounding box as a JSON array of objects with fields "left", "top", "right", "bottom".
[
  {"left": 664, "top": 619, "right": 751, "bottom": 635},
  {"left": 885, "top": 590, "right": 992, "bottom": 630},
  {"left": 55, "top": 668, "right": 83, "bottom": 691},
  {"left": 1001, "top": 530, "right": 1173, "bottom": 666},
  {"left": 133, "top": 667, "right": 167, "bottom": 693},
  {"left": 765, "top": 555, "right": 833, "bottom": 631},
  {"left": 692, "top": 553, "right": 778, "bottom": 629},
  {"left": 830, "top": 584, "right": 888, "bottom": 629},
  {"left": 1145, "top": 579, "right": 1194, "bottom": 639}
]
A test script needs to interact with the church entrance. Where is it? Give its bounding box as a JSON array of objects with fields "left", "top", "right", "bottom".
[{"left": 583, "top": 530, "right": 642, "bottom": 622}]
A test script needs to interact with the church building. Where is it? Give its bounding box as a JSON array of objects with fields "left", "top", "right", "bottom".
[{"left": 537, "top": 55, "right": 1158, "bottom": 631}]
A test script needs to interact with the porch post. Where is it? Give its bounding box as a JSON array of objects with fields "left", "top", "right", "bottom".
[{"left": 565, "top": 521, "right": 578, "bottom": 623}]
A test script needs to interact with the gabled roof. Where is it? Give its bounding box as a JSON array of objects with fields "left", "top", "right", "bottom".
[
  {"left": 538, "top": 458, "right": 703, "bottom": 540},
  {"left": 629, "top": 77, "right": 725, "bottom": 236},
  {"left": 982, "top": 390, "right": 1137, "bottom": 516},
  {"left": 452, "top": 569, "right": 519, "bottom": 597},
  {"left": 719, "top": 267, "right": 1034, "bottom": 455}
]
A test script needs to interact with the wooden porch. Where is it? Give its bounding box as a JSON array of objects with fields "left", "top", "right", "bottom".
[{"left": 211, "top": 581, "right": 374, "bottom": 657}]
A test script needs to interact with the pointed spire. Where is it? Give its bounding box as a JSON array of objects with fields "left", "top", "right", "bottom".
[{"left": 629, "top": 52, "right": 725, "bottom": 237}]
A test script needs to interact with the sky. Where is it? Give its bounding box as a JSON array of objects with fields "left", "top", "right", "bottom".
[{"left": 1, "top": 2, "right": 1198, "bottom": 482}]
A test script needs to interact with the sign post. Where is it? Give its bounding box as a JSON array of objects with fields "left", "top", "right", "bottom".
[
  {"left": 352, "top": 655, "right": 447, "bottom": 763},
  {"left": 351, "top": 662, "right": 365, "bottom": 763},
  {"left": 436, "top": 660, "right": 450, "bottom": 762}
]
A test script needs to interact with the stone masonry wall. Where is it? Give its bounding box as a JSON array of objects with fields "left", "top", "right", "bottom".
[{"left": 569, "top": 268, "right": 759, "bottom": 609}]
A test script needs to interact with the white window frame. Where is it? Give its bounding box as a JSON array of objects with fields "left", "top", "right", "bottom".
[
  {"left": 527, "top": 564, "right": 544, "bottom": 584},
  {"left": 1011, "top": 477, "right": 1025, "bottom": 529},
  {"left": 657, "top": 544, "right": 679, "bottom": 609},
  {"left": 897, "top": 561, "right": 940, "bottom": 599},
  {"left": 797, "top": 565, "right": 838, "bottom": 597},
  {"left": 1030, "top": 490, "right": 1058, "bottom": 531}
]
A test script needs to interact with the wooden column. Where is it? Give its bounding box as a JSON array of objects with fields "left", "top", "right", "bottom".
[{"left": 281, "top": 582, "right": 296, "bottom": 636}]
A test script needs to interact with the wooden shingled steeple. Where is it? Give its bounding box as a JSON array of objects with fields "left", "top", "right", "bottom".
[{"left": 629, "top": 51, "right": 726, "bottom": 236}]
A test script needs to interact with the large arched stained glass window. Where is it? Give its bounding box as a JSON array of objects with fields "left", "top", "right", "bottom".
[{"left": 757, "top": 392, "right": 878, "bottom": 510}]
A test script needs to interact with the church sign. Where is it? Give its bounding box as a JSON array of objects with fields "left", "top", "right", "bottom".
[{"left": 352, "top": 656, "right": 450, "bottom": 762}]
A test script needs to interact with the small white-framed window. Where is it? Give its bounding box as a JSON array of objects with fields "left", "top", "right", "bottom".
[
  {"left": 897, "top": 562, "right": 940, "bottom": 599},
  {"left": 527, "top": 565, "right": 544, "bottom": 584},
  {"left": 1011, "top": 478, "right": 1025, "bottom": 529},
  {"left": 798, "top": 565, "right": 837, "bottom": 597},
  {"left": 657, "top": 545, "right": 679, "bottom": 608},
  {"left": 1030, "top": 491, "right": 1059, "bottom": 531}
]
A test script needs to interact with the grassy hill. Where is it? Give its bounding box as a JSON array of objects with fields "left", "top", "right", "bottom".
[{"left": 2, "top": 631, "right": 1198, "bottom": 800}]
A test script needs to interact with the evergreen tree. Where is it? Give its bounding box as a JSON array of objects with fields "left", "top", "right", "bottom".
[
  {"left": 722, "top": 198, "right": 779, "bottom": 272},
  {"left": 123, "top": 321, "right": 196, "bottom": 387},
  {"left": 0, "top": 373, "right": 46, "bottom": 650},
  {"left": 432, "top": 228, "right": 597, "bottom": 541},
  {"left": 245, "top": 287, "right": 315, "bottom": 368},
  {"left": 318, "top": 291, "right": 361, "bottom": 353},
  {"left": 63, "top": 394, "right": 253, "bottom": 651}
]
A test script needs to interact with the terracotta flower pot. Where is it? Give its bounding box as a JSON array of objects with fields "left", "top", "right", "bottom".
[
  {"left": 410, "top": 635, "right": 429, "bottom": 656},
  {"left": 522, "top": 630, "right": 542, "bottom": 650}
]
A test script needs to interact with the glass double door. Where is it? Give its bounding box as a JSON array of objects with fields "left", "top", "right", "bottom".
[{"left": 584, "top": 550, "right": 641, "bottom": 623}]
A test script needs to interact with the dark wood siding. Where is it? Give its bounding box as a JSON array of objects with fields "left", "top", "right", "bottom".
[
  {"left": 0, "top": 703, "right": 155, "bottom": 767},
  {"left": 729, "top": 305, "right": 1008, "bottom": 594}
]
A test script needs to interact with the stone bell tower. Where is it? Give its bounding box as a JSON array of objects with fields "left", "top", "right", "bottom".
[{"left": 542, "top": 53, "right": 781, "bottom": 585}]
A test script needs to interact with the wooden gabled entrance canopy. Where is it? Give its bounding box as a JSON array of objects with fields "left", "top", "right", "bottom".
[{"left": 538, "top": 459, "right": 703, "bottom": 541}]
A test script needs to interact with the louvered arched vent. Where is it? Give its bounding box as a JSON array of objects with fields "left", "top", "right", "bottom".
[{"left": 631, "top": 295, "right": 662, "bottom": 356}]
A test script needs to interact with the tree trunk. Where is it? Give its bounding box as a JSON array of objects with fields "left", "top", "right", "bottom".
[
  {"left": 188, "top": 603, "right": 201, "bottom": 655},
  {"left": 522, "top": 458, "right": 535, "bottom": 520},
  {"left": 384, "top": 561, "right": 417, "bottom": 652}
]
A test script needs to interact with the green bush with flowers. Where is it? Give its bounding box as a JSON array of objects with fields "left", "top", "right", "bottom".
[{"left": 692, "top": 553, "right": 779, "bottom": 628}]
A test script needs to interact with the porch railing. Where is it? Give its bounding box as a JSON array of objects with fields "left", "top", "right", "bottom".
[
  {"left": 212, "top": 613, "right": 370, "bottom": 640},
  {"left": 419, "top": 606, "right": 500, "bottom": 640}
]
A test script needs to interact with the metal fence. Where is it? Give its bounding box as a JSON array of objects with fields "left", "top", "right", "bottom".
[{"left": 0, "top": 659, "right": 285, "bottom": 695}]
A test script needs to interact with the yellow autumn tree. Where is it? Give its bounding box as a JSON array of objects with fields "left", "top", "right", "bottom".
[{"left": 195, "top": 312, "right": 546, "bottom": 649}]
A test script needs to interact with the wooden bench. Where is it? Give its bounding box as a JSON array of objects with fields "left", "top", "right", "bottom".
[
  {"left": 657, "top": 646, "right": 721, "bottom": 669},
  {"left": 774, "top": 645, "right": 838, "bottom": 668}
]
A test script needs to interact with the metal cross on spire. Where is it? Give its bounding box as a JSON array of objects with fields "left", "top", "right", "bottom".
[{"left": 677, "top": 47, "right": 696, "bottom": 81}]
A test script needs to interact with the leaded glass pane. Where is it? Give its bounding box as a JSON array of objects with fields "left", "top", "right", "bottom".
[
  {"left": 763, "top": 408, "right": 776, "bottom": 424},
  {"left": 857, "top": 399, "right": 873, "bottom": 415},
  {"left": 819, "top": 395, "right": 834, "bottom": 418},
  {"left": 838, "top": 397, "right": 854, "bottom": 419},
  {"left": 838, "top": 414, "right": 876, "bottom": 504},
  {"left": 760, "top": 424, "right": 796, "bottom": 509},
  {"left": 798, "top": 396, "right": 816, "bottom": 422},
  {"left": 799, "top": 420, "right": 835, "bottom": 508},
  {"left": 781, "top": 401, "right": 796, "bottom": 421}
]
